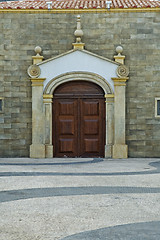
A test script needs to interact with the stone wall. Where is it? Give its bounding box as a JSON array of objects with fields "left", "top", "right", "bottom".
[{"left": 0, "top": 11, "right": 160, "bottom": 157}]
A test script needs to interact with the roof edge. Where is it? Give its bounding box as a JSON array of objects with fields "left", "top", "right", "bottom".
[{"left": 0, "top": 8, "right": 160, "bottom": 13}]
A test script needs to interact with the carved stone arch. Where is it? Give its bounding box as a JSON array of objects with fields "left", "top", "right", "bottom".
[
  {"left": 44, "top": 72, "right": 113, "bottom": 95},
  {"left": 30, "top": 70, "right": 128, "bottom": 159},
  {"left": 42, "top": 71, "right": 114, "bottom": 159}
]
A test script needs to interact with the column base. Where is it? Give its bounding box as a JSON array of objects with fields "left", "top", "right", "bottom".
[
  {"left": 30, "top": 144, "right": 45, "bottom": 158},
  {"left": 112, "top": 144, "right": 128, "bottom": 159},
  {"left": 45, "top": 145, "right": 53, "bottom": 158},
  {"left": 105, "top": 144, "right": 112, "bottom": 158}
]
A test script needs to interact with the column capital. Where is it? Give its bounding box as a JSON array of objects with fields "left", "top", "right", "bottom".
[
  {"left": 104, "top": 94, "right": 114, "bottom": 103},
  {"left": 43, "top": 94, "right": 53, "bottom": 103},
  {"left": 112, "top": 77, "right": 129, "bottom": 86},
  {"left": 104, "top": 94, "right": 114, "bottom": 98},
  {"left": 31, "top": 78, "right": 46, "bottom": 87}
]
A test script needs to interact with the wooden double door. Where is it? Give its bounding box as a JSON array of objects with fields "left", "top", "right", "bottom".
[{"left": 53, "top": 81, "right": 105, "bottom": 157}]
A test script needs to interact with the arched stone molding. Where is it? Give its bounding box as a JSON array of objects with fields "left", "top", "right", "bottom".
[
  {"left": 44, "top": 72, "right": 113, "bottom": 95},
  {"left": 29, "top": 72, "right": 128, "bottom": 159},
  {"left": 43, "top": 72, "right": 114, "bottom": 158}
]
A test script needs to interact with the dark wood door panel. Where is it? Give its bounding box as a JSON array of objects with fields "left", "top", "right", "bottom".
[
  {"left": 59, "top": 119, "right": 74, "bottom": 135},
  {"left": 53, "top": 99, "right": 78, "bottom": 157},
  {"left": 59, "top": 138, "right": 74, "bottom": 153},
  {"left": 83, "top": 101, "right": 99, "bottom": 116},
  {"left": 59, "top": 101, "right": 74, "bottom": 115},
  {"left": 84, "top": 139, "right": 99, "bottom": 153},
  {"left": 84, "top": 119, "right": 99, "bottom": 135},
  {"left": 80, "top": 99, "right": 105, "bottom": 157}
]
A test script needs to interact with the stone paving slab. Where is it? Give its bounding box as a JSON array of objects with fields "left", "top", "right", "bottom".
[{"left": 0, "top": 158, "right": 160, "bottom": 240}]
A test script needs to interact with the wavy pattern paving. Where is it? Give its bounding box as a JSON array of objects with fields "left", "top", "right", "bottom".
[
  {"left": 62, "top": 221, "right": 160, "bottom": 239},
  {"left": 0, "top": 158, "right": 160, "bottom": 240}
]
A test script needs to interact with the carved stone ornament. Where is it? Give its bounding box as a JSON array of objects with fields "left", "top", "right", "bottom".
[
  {"left": 27, "top": 64, "right": 41, "bottom": 78},
  {"left": 116, "top": 65, "right": 129, "bottom": 78}
]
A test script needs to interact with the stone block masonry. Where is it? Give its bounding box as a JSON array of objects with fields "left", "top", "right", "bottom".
[{"left": 0, "top": 11, "right": 160, "bottom": 157}]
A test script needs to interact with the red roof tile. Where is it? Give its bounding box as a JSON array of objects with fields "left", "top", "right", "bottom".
[{"left": 0, "top": 0, "right": 160, "bottom": 10}]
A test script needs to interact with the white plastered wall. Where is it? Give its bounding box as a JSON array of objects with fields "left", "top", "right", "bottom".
[{"left": 38, "top": 50, "right": 118, "bottom": 92}]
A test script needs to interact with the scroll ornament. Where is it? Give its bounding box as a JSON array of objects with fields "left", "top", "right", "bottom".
[
  {"left": 116, "top": 65, "right": 129, "bottom": 78},
  {"left": 27, "top": 64, "right": 41, "bottom": 78}
]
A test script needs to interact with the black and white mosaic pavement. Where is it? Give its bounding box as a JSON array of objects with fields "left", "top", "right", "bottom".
[{"left": 0, "top": 158, "right": 160, "bottom": 240}]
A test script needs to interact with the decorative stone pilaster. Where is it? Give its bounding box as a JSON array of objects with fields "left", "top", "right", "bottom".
[
  {"left": 112, "top": 77, "right": 129, "bottom": 159},
  {"left": 30, "top": 78, "right": 46, "bottom": 158},
  {"left": 43, "top": 94, "right": 53, "bottom": 158},
  {"left": 105, "top": 94, "right": 114, "bottom": 158}
]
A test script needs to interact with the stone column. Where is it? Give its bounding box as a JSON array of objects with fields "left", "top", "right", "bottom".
[
  {"left": 112, "top": 78, "right": 128, "bottom": 159},
  {"left": 43, "top": 94, "right": 53, "bottom": 158},
  {"left": 104, "top": 94, "right": 114, "bottom": 158},
  {"left": 30, "top": 78, "right": 46, "bottom": 158}
]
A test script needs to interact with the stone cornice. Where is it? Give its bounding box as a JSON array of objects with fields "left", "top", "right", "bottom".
[{"left": 0, "top": 8, "right": 160, "bottom": 14}]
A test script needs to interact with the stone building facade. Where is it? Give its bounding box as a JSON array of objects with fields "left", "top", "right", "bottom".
[{"left": 0, "top": 0, "right": 160, "bottom": 158}]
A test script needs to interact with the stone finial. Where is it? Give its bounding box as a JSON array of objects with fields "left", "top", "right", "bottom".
[
  {"left": 114, "top": 45, "right": 125, "bottom": 65},
  {"left": 32, "top": 46, "right": 44, "bottom": 64},
  {"left": 74, "top": 15, "right": 83, "bottom": 42},
  {"left": 116, "top": 46, "right": 123, "bottom": 56},
  {"left": 35, "top": 46, "right": 42, "bottom": 56},
  {"left": 72, "top": 15, "right": 85, "bottom": 50}
]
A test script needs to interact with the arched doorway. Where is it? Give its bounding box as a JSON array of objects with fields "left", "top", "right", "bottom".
[{"left": 52, "top": 81, "right": 105, "bottom": 157}]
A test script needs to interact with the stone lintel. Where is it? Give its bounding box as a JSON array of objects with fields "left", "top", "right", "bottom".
[{"left": 112, "top": 144, "right": 128, "bottom": 159}]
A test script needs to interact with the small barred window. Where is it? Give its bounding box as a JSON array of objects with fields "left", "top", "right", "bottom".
[
  {"left": 0, "top": 99, "right": 2, "bottom": 112},
  {"left": 155, "top": 98, "right": 160, "bottom": 117}
]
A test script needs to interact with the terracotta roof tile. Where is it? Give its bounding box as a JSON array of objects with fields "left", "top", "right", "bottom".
[{"left": 0, "top": 0, "right": 160, "bottom": 10}]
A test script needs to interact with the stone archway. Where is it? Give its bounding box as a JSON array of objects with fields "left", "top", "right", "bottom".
[
  {"left": 29, "top": 15, "right": 129, "bottom": 159},
  {"left": 43, "top": 72, "right": 114, "bottom": 158},
  {"left": 44, "top": 72, "right": 113, "bottom": 95}
]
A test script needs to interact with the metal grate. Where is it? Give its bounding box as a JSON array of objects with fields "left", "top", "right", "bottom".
[
  {"left": 157, "top": 100, "right": 160, "bottom": 116},
  {"left": 0, "top": 99, "right": 2, "bottom": 111}
]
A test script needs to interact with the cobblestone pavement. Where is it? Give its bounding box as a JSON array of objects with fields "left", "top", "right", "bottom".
[{"left": 0, "top": 158, "right": 160, "bottom": 240}]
